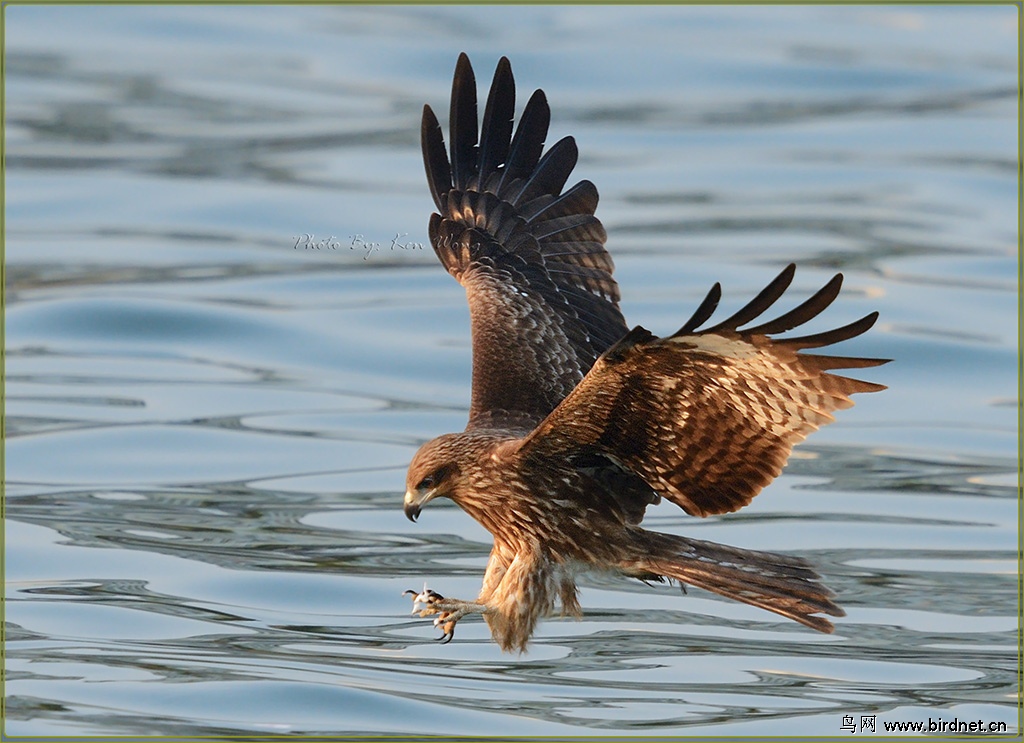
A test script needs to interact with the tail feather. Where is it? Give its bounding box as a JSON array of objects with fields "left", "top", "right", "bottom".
[{"left": 638, "top": 533, "right": 845, "bottom": 633}]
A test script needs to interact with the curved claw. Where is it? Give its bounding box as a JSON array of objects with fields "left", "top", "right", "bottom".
[
  {"left": 403, "top": 585, "right": 474, "bottom": 645},
  {"left": 433, "top": 613, "right": 458, "bottom": 643},
  {"left": 436, "top": 616, "right": 456, "bottom": 643}
]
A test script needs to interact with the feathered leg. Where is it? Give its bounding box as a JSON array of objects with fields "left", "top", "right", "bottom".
[
  {"left": 406, "top": 549, "right": 558, "bottom": 652},
  {"left": 404, "top": 546, "right": 512, "bottom": 646}
]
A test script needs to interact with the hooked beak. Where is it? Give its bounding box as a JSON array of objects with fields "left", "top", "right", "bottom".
[{"left": 404, "top": 488, "right": 439, "bottom": 522}]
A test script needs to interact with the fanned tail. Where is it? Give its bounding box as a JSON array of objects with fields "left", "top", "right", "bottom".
[{"left": 635, "top": 532, "right": 845, "bottom": 633}]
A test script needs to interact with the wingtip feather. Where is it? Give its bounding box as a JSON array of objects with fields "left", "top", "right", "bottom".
[{"left": 704, "top": 263, "right": 796, "bottom": 333}]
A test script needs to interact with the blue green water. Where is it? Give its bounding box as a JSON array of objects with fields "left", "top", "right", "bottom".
[{"left": 4, "top": 5, "right": 1017, "bottom": 737}]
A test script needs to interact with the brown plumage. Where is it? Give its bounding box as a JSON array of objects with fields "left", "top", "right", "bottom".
[{"left": 403, "top": 54, "right": 888, "bottom": 652}]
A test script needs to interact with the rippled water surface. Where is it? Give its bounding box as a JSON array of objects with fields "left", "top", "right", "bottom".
[{"left": 4, "top": 5, "right": 1018, "bottom": 738}]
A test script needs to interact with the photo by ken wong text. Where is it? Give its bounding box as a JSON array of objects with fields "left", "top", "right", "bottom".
[{"left": 292, "top": 233, "right": 426, "bottom": 258}]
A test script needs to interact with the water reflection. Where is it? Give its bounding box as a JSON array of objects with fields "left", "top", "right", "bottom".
[{"left": 6, "top": 439, "right": 1016, "bottom": 733}]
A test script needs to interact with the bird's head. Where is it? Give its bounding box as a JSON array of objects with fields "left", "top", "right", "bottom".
[{"left": 404, "top": 434, "right": 463, "bottom": 522}]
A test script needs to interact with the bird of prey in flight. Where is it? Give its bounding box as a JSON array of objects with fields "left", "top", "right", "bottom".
[{"left": 403, "top": 53, "right": 887, "bottom": 652}]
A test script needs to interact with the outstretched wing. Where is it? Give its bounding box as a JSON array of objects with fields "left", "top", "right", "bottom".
[
  {"left": 517, "top": 264, "right": 889, "bottom": 518},
  {"left": 422, "top": 53, "right": 628, "bottom": 431}
]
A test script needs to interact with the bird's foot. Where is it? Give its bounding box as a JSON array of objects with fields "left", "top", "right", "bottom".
[{"left": 403, "top": 584, "right": 486, "bottom": 644}]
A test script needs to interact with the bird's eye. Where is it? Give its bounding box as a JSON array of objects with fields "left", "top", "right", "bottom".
[{"left": 417, "top": 474, "right": 437, "bottom": 491}]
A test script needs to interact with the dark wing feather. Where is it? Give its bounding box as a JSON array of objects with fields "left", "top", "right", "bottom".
[
  {"left": 702, "top": 263, "right": 795, "bottom": 333},
  {"left": 422, "top": 54, "right": 627, "bottom": 429},
  {"left": 478, "top": 57, "right": 515, "bottom": 185},
  {"left": 449, "top": 53, "right": 479, "bottom": 192},
  {"left": 674, "top": 282, "right": 722, "bottom": 336},
  {"left": 518, "top": 266, "right": 889, "bottom": 518},
  {"left": 421, "top": 106, "right": 450, "bottom": 213},
  {"left": 494, "top": 89, "right": 550, "bottom": 197},
  {"left": 511, "top": 136, "right": 578, "bottom": 206},
  {"left": 745, "top": 272, "right": 842, "bottom": 336}
]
